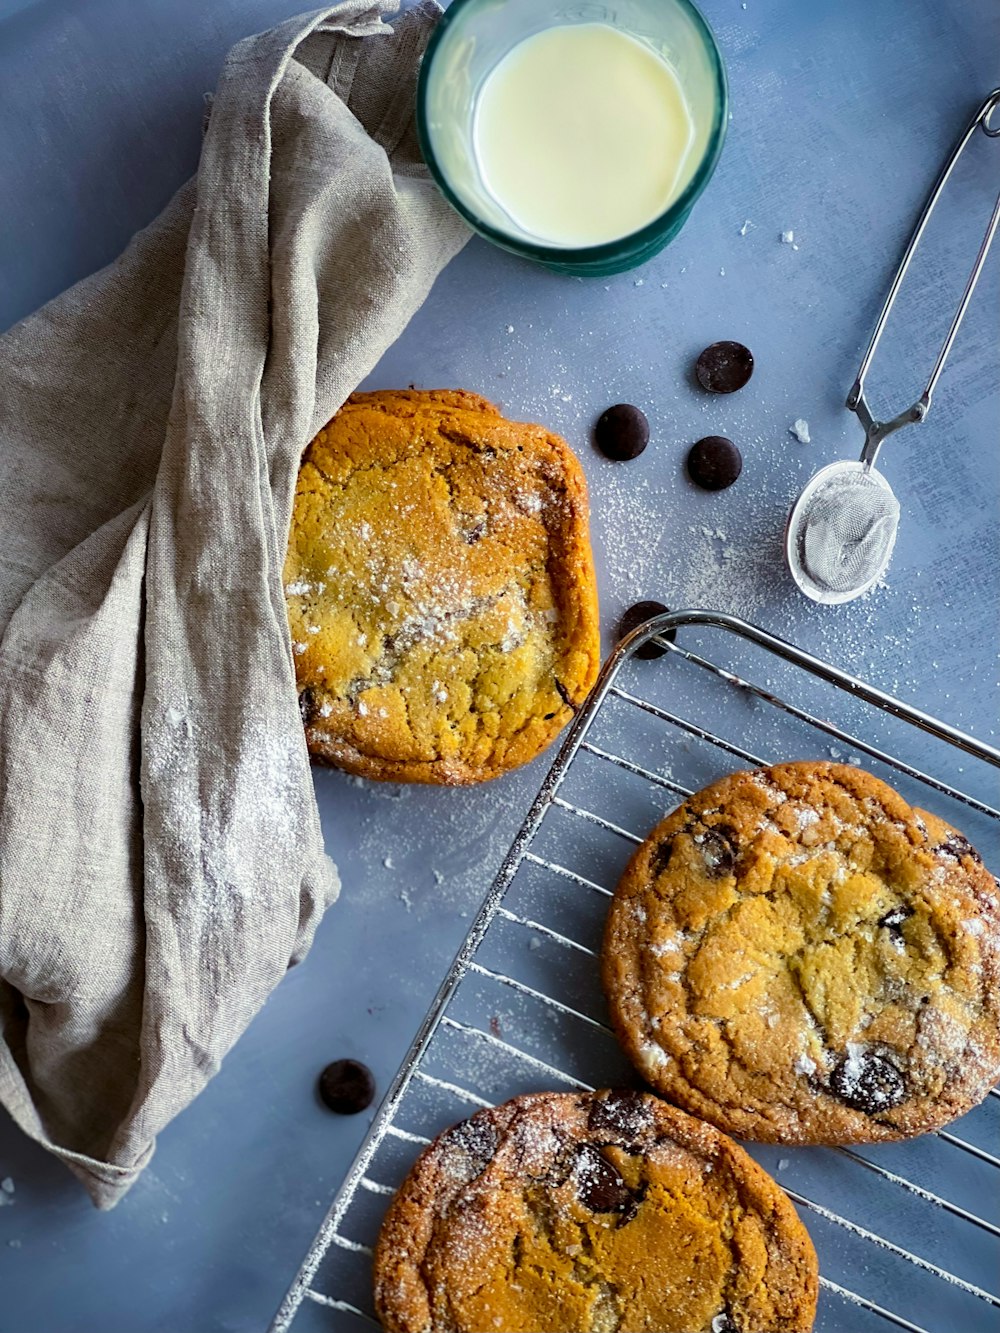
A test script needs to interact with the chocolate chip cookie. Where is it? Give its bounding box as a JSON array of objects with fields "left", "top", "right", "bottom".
[
  {"left": 284, "top": 389, "right": 600, "bottom": 784},
  {"left": 603, "top": 761, "right": 1000, "bottom": 1143},
  {"left": 373, "top": 1089, "right": 818, "bottom": 1333}
]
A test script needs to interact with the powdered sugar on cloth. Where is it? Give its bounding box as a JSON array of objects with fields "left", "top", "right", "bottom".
[{"left": 0, "top": 1, "right": 468, "bottom": 1207}]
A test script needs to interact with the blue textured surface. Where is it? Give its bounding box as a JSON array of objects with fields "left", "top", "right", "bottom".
[{"left": 0, "top": 2, "right": 998, "bottom": 1331}]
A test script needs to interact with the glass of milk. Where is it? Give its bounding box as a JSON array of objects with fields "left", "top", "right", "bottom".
[{"left": 417, "top": 0, "right": 727, "bottom": 275}]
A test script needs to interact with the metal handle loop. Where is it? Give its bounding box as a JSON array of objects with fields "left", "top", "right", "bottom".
[{"left": 847, "top": 88, "right": 1000, "bottom": 470}]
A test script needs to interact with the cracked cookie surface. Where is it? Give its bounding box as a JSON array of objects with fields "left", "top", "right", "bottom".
[
  {"left": 603, "top": 762, "right": 1000, "bottom": 1143},
  {"left": 284, "top": 389, "right": 600, "bottom": 783},
  {"left": 373, "top": 1089, "right": 817, "bottom": 1333}
]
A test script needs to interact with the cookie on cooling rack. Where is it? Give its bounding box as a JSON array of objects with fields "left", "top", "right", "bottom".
[
  {"left": 602, "top": 761, "right": 1000, "bottom": 1144},
  {"left": 284, "top": 389, "right": 600, "bottom": 784},
  {"left": 373, "top": 1089, "right": 818, "bottom": 1333}
]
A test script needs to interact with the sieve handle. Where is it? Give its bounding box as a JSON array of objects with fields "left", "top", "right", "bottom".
[{"left": 847, "top": 87, "right": 1000, "bottom": 470}]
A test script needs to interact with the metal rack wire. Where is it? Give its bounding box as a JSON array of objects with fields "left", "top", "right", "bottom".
[{"left": 271, "top": 610, "right": 1000, "bottom": 1333}]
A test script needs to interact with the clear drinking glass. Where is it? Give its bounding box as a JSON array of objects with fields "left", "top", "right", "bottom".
[{"left": 416, "top": 0, "right": 728, "bottom": 276}]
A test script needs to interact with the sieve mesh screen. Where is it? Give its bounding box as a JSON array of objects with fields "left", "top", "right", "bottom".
[{"left": 798, "top": 471, "right": 900, "bottom": 594}]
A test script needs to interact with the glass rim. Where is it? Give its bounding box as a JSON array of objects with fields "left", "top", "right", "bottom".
[{"left": 415, "top": 0, "right": 729, "bottom": 265}]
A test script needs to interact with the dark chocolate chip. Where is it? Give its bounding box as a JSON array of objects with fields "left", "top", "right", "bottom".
[
  {"left": 694, "top": 340, "right": 754, "bottom": 394},
  {"left": 298, "top": 687, "right": 318, "bottom": 725},
  {"left": 318, "top": 1059, "right": 375, "bottom": 1114},
  {"left": 463, "top": 518, "right": 486, "bottom": 545},
  {"left": 651, "top": 837, "right": 676, "bottom": 877},
  {"left": 618, "top": 600, "right": 674, "bottom": 659},
  {"left": 878, "top": 904, "right": 914, "bottom": 943},
  {"left": 595, "top": 404, "right": 650, "bottom": 461},
  {"left": 554, "top": 679, "right": 575, "bottom": 710},
  {"left": 687, "top": 436, "right": 743, "bottom": 491},
  {"left": 829, "top": 1048, "right": 906, "bottom": 1114},
  {"left": 574, "top": 1144, "right": 633, "bottom": 1213},
  {"left": 700, "top": 825, "right": 738, "bottom": 877},
  {"left": 446, "top": 1115, "right": 500, "bottom": 1169},
  {"left": 588, "top": 1090, "right": 652, "bottom": 1142},
  {"left": 936, "top": 834, "right": 982, "bottom": 864}
]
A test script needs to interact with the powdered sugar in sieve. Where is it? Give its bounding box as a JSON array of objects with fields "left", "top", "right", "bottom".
[{"left": 786, "top": 462, "right": 900, "bottom": 604}]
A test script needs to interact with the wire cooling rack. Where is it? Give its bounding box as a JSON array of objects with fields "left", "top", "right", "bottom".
[{"left": 271, "top": 610, "right": 1000, "bottom": 1333}]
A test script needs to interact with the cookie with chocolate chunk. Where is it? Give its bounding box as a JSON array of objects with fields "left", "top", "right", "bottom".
[
  {"left": 603, "top": 761, "right": 1000, "bottom": 1143},
  {"left": 284, "top": 389, "right": 599, "bottom": 784},
  {"left": 373, "top": 1089, "right": 818, "bottom": 1333}
]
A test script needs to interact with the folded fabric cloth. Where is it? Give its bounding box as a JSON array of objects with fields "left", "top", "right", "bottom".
[{"left": 0, "top": 0, "right": 468, "bottom": 1208}]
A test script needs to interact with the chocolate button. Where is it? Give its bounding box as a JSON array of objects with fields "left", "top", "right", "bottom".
[
  {"left": 594, "top": 403, "right": 649, "bottom": 461},
  {"left": 587, "top": 1090, "right": 652, "bottom": 1141},
  {"left": 936, "top": 834, "right": 982, "bottom": 864},
  {"left": 699, "top": 825, "right": 738, "bottom": 878},
  {"left": 687, "top": 436, "right": 743, "bottom": 490},
  {"left": 618, "top": 600, "right": 674, "bottom": 659},
  {"left": 318, "top": 1059, "right": 375, "bottom": 1114},
  {"left": 694, "top": 340, "right": 754, "bottom": 394},
  {"left": 447, "top": 1116, "right": 499, "bottom": 1167},
  {"left": 877, "top": 904, "right": 914, "bottom": 945},
  {"left": 829, "top": 1048, "right": 906, "bottom": 1115},
  {"left": 574, "top": 1144, "right": 633, "bottom": 1213},
  {"left": 711, "top": 1315, "right": 739, "bottom": 1333}
]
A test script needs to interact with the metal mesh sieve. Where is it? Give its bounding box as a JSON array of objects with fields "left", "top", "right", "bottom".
[{"left": 799, "top": 469, "right": 900, "bottom": 594}]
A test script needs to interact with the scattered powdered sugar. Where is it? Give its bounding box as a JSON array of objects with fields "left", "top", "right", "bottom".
[
  {"left": 780, "top": 229, "right": 799, "bottom": 249},
  {"left": 515, "top": 490, "right": 543, "bottom": 514},
  {"left": 916, "top": 1007, "right": 975, "bottom": 1066},
  {"left": 753, "top": 775, "right": 789, "bottom": 804},
  {"left": 517, "top": 1120, "right": 564, "bottom": 1175},
  {"left": 722, "top": 971, "right": 754, "bottom": 990},
  {"left": 650, "top": 931, "right": 685, "bottom": 958},
  {"left": 793, "top": 1053, "right": 817, "bottom": 1077},
  {"left": 835, "top": 1043, "right": 868, "bottom": 1095},
  {"left": 145, "top": 704, "right": 333, "bottom": 938}
]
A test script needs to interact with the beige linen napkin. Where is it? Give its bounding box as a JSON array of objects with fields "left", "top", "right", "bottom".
[{"left": 0, "top": 0, "right": 468, "bottom": 1208}]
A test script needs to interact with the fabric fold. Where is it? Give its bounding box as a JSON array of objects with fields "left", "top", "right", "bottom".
[{"left": 0, "top": 0, "right": 469, "bottom": 1207}]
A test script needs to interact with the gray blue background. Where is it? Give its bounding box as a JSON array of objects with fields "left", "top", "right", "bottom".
[{"left": 0, "top": 1, "right": 998, "bottom": 1329}]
